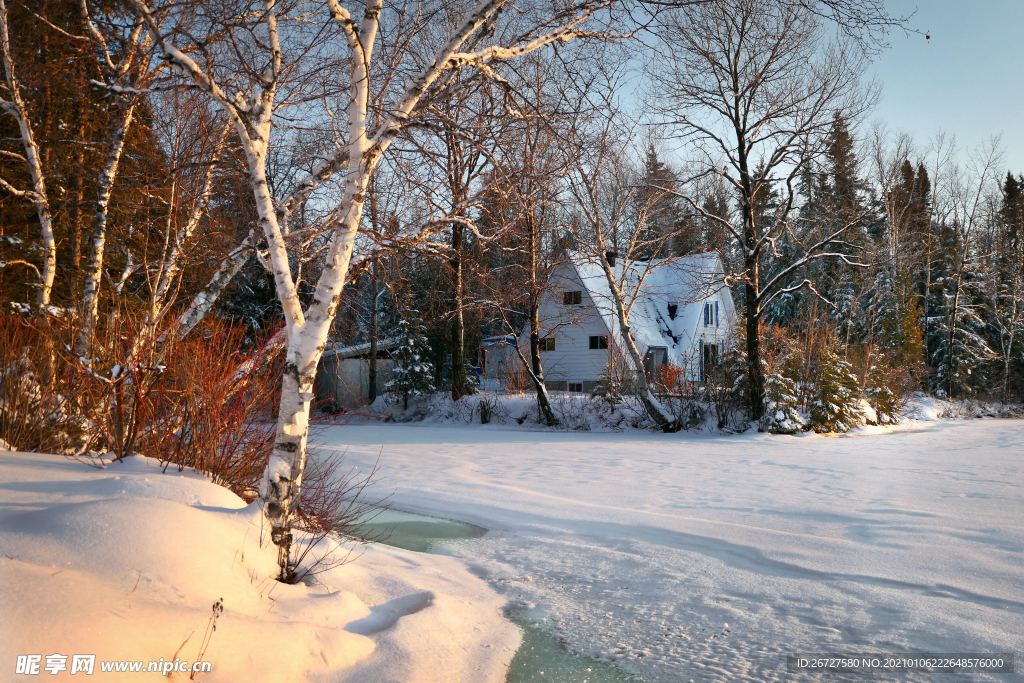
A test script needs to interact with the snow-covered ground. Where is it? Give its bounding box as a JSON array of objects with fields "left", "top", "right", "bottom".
[
  {"left": 0, "top": 451, "right": 518, "bottom": 682},
  {"left": 314, "top": 417, "right": 1024, "bottom": 682}
]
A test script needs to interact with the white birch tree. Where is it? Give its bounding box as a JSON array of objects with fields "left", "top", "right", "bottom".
[
  {"left": 0, "top": 0, "right": 56, "bottom": 306},
  {"left": 130, "top": 0, "right": 622, "bottom": 580}
]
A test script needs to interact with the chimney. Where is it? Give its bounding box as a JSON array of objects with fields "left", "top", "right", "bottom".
[{"left": 605, "top": 249, "right": 617, "bottom": 267}]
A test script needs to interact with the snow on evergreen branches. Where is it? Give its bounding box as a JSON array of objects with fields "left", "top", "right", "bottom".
[{"left": 385, "top": 318, "right": 436, "bottom": 410}]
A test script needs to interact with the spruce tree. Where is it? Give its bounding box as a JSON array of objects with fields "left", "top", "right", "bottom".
[
  {"left": 760, "top": 371, "right": 806, "bottom": 433},
  {"left": 864, "top": 361, "right": 900, "bottom": 425},
  {"left": 385, "top": 318, "right": 436, "bottom": 410},
  {"left": 808, "top": 337, "right": 863, "bottom": 433}
]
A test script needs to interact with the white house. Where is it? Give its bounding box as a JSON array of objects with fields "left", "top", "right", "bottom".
[{"left": 483, "top": 250, "right": 736, "bottom": 393}]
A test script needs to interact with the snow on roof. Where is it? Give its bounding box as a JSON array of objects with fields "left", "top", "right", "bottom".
[
  {"left": 567, "top": 250, "right": 729, "bottom": 366},
  {"left": 481, "top": 335, "right": 516, "bottom": 346},
  {"left": 323, "top": 336, "right": 403, "bottom": 359}
]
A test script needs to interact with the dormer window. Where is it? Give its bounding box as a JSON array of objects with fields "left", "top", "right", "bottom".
[
  {"left": 703, "top": 302, "right": 719, "bottom": 327},
  {"left": 667, "top": 304, "right": 678, "bottom": 320},
  {"left": 563, "top": 291, "right": 582, "bottom": 306}
]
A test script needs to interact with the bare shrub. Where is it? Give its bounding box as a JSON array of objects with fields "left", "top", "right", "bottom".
[
  {"left": 0, "top": 311, "right": 284, "bottom": 499},
  {"left": 288, "top": 451, "right": 389, "bottom": 584},
  {"left": 650, "top": 362, "right": 691, "bottom": 395},
  {"left": 549, "top": 392, "right": 594, "bottom": 431},
  {"left": 502, "top": 360, "right": 530, "bottom": 394},
  {"left": 147, "top": 321, "right": 281, "bottom": 501},
  {"left": 0, "top": 315, "right": 92, "bottom": 453},
  {"left": 594, "top": 343, "right": 637, "bottom": 397}
]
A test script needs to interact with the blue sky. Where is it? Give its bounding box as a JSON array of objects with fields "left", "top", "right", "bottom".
[{"left": 869, "top": 0, "right": 1024, "bottom": 173}]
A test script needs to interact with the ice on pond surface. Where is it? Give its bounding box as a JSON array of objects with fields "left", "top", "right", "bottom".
[
  {"left": 319, "top": 419, "right": 1024, "bottom": 683},
  {"left": 360, "top": 507, "right": 642, "bottom": 682},
  {"left": 356, "top": 507, "right": 487, "bottom": 553},
  {"left": 505, "top": 610, "right": 641, "bottom": 683}
]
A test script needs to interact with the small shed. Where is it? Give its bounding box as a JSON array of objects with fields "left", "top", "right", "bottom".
[{"left": 315, "top": 337, "right": 400, "bottom": 411}]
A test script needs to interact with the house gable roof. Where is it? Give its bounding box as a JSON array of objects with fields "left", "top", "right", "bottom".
[{"left": 565, "top": 250, "right": 730, "bottom": 366}]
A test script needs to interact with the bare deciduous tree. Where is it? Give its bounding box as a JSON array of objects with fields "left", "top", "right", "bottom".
[
  {"left": 650, "top": 0, "right": 877, "bottom": 419},
  {"left": 130, "top": 0, "right": 623, "bottom": 580}
]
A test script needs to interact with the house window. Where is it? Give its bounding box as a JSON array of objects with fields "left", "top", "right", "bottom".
[
  {"left": 568, "top": 382, "right": 583, "bottom": 393},
  {"left": 540, "top": 337, "right": 556, "bottom": 351},
  {"left": 589, "top": 335, "right": 608, "bottom": 350},
  {"left": 644, "top": 347, "right": 667, "bottom": 374},
  {"left": 563, "top": 291, "right": 582, "bottom": 306},
  {"left": 702, "top": 342, "right": 719, "bottom": 382},
  {"left": 704, "top": 301, "right": 720, "bottom": 327},
  {"left": 667, "top": 304, "right": 678, "bottom": 320}
]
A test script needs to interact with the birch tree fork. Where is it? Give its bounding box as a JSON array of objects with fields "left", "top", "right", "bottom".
[{"left": 131, "top": 0, "right": 621, "bottom": 581}]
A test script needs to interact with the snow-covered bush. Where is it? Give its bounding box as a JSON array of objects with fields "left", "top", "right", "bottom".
[
  {"left": 385, "top": 319, "right": 436, "bottom": 410},
  {"left": 807, "top": 344, "right": 864, "bottom": 433},
  {"left": 760, "top": 371, "right": 806, "bottom": 433},
  {"left": 863, "top": 362, "right": 900, "bottom": 425},
  {"left": 409, "top": 390, "right": 654, "bottom": 432}
]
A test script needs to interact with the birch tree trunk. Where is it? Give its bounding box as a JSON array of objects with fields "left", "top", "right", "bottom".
[
  {"left": 170, "top": 232, "right": 256, "bottom": 342},
  {"left": 595, "top": 254, "right": 678, "bottom": 432},
  {"left": 78, "top": 101, "right": 138, "bottom": 353},
  {"left": 513, "top": 335, "right": 558, "bottom": 426},
  {"left": 133, "top": 0, "right": 617, "bottom": 581},
  {"left": 0, "top": 0, "right": 56, "bottom": 306},
  {"left": 527, "top": 228, "right": 557, "bottom": 426}
]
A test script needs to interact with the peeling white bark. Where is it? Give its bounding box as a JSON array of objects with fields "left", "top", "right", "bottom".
[
  {"left": 77, "top": 101, "right": 138, "bottom": 354},
  {"left": 132, "top": 0, "right": 617, "bottom": 580},
  {"left": 170, "top": 230, "right": 257, "bottom": 343},
  {"left": 0, "top": 0, "right": 56, "bottom": 306}
]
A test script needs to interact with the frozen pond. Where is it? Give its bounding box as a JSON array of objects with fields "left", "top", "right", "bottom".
[
  {"left": 321, "top": 419, "right": 1024, "bottom": 683},
  {"left": 356, "top": 508, "right": 487, "bottom": 553},
  {"left": 357, "top": 506, "right": 640, "bottom": 682},
  {"left": 505, "top": 610, "right": 641, "bottom": 683}
]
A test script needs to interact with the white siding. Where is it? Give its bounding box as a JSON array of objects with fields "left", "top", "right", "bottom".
[
  {"left": 517, "top": 257, "right": 737, "bottom": 386},
  {"left": 528, "top": 262, "right": 615, "bottom": 385}
]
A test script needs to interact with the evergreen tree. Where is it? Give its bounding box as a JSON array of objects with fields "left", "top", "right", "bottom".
[
  {"left": 637, "top": 144, "right": 683, "bottom": 256},
  {"left": 928, "top": 255, "right": 996, "bottom": 398},
  {"left": 760, "top": 371, "right": 806, "bottom": 433},
  {"left": 827, "top": 113, "right": 861, "bottom": 216},
  {"left": 988, "top": 173, "right": 1024, "bottom": 400},
  {"left": 997, "top": 172, "right": 1024, "bottom": 256},
  {"left": 385, "top": 317, "right": 436, "bottom": 410},
  {"left": 807, "top": 336, "right": 863, "bottom": 433},
  {"left": 864, "top": 360, "right": 900, "bottom": 425},
  {"left": 861, "top": 267, "right": 923, "bottom": 378}
]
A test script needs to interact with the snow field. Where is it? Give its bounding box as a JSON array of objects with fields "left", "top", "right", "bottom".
[
  {"left": 0, "top": 451, "right": 518, "bottom": 682},
  {"left": 315, "top": 417, "right": 1024, "bottom": 682}
]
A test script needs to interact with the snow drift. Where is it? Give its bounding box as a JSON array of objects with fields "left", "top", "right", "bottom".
[{"left": 0, "top": 451, "right": 518, "bottom": 681}]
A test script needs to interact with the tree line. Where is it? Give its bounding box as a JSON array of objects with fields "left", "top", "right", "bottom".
[{"left": 5, "top": 0, "right": 1020, "bottom": 584}]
